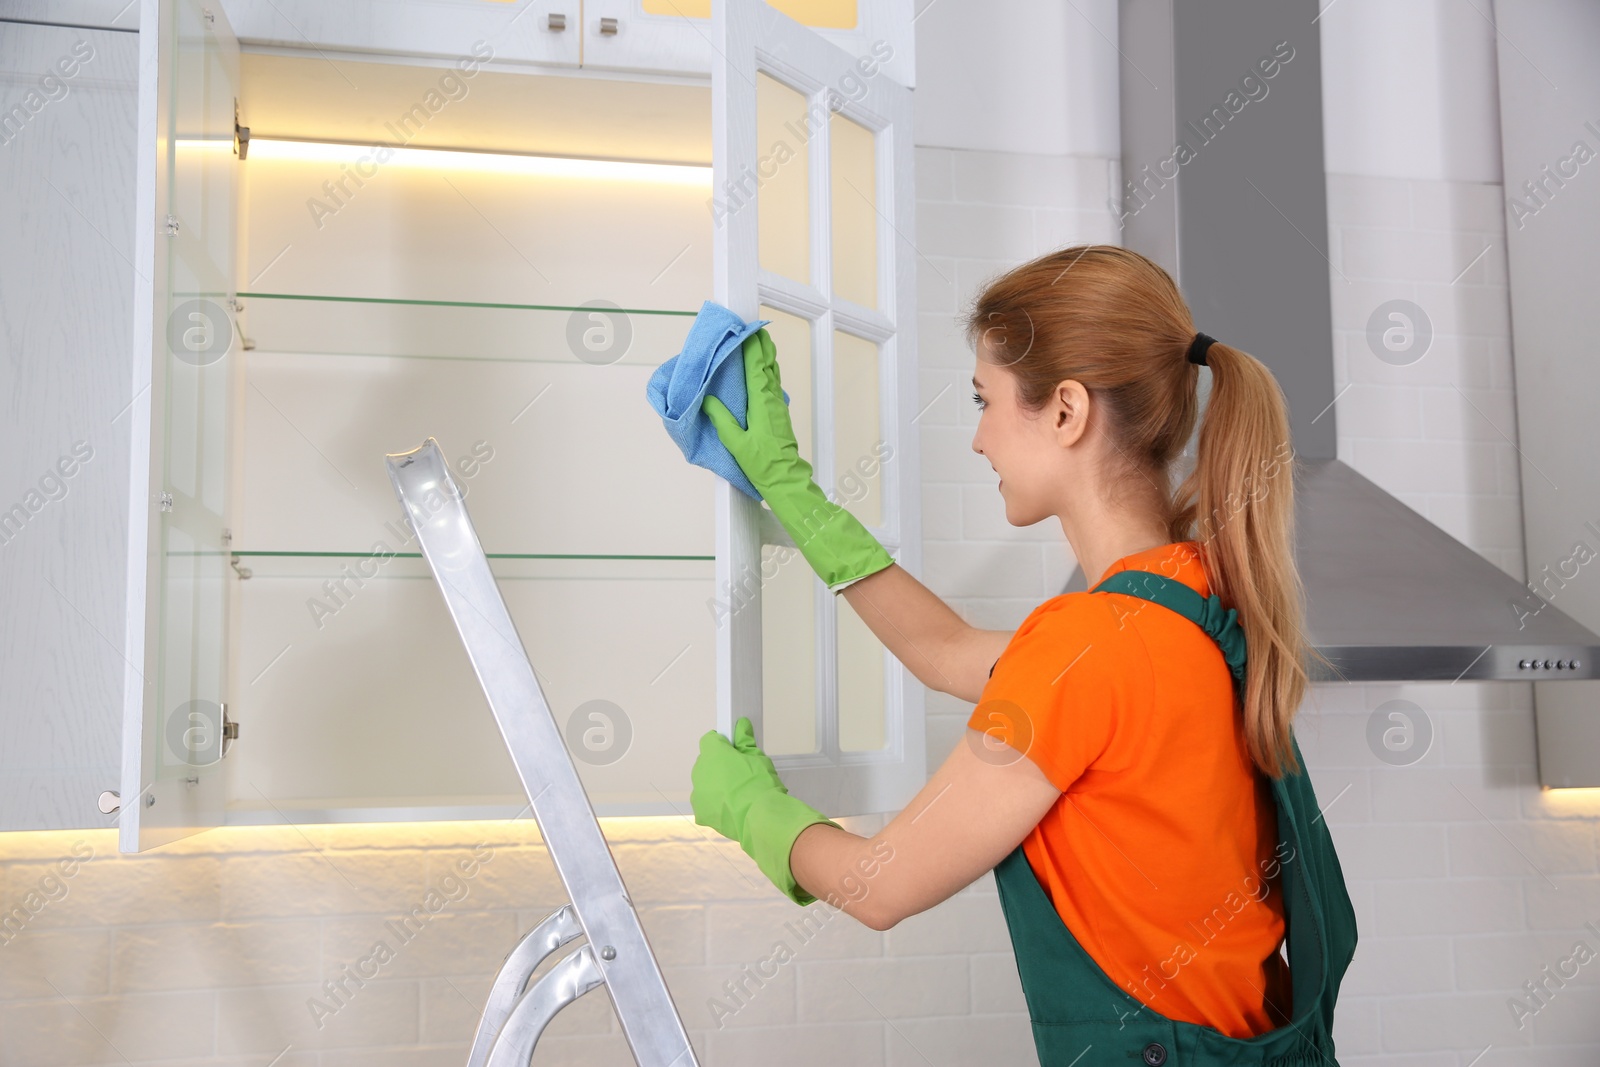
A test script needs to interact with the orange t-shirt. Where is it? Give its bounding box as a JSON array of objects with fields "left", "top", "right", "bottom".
[{"left": 969, "top": 540, "right": 1293, "bottom": 1038}]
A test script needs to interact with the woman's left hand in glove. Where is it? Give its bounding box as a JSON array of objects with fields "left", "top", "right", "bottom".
[{"left": 689, "top": 715, "right": 841, "bottom": 905}]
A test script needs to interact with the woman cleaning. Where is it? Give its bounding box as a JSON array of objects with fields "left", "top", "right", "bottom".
[{"left": 684, "top": 244, "right": 1357, "bottom": 1065}]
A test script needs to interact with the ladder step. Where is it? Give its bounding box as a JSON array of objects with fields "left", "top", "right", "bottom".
[
  {"left": 468, "top": 904, "right": 583, "bottom": 1067},
  {"left": 487, "top": 944, "right": 605, "bottom": 1067}
]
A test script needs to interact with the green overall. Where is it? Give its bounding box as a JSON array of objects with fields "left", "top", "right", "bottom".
[{"left": 992, "top": 570, "right": 1358, "bottom": 1066}]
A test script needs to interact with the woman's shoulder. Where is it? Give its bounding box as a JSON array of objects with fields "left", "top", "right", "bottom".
[
  {"left": 1018, "top": 590, "right": 1128, "bottom": 635},
  {"left": 1001, "top": 591, "right": 1148, "bottom": 676}
]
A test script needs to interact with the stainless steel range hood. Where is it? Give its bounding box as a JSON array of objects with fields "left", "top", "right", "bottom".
[{"left": 1098, "top": 0, "right": 1600, "bottom": 683}]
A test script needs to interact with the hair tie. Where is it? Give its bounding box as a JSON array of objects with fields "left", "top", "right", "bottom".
[{"left": 1186, "top": 331, "right": 1216, "bottom": 367}]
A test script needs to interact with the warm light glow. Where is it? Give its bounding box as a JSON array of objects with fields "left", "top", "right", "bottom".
[
  {"left": 640, "top": 0, "right": 859, "bottom": 29},
  {"left": 1539, "top": 785, "right": 1600, "bottom": 803},
  {"left": 0, "top": 816, "right": 702, "bottom": 857},
  {"left": 244, "top": 137, "right": 712, "bottom": 186},
  {"left": 174, "top": 137, "right": 237, "bottom": 154}
]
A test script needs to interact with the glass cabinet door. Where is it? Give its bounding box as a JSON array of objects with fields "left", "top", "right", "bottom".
[
  {"left": 713, "top": 0, "right": 924, "bottom": 816},
  {"left": 121, "top": 0, "right": 242, "bottom": 852}
]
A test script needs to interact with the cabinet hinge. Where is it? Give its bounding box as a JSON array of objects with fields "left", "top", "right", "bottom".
[
  {"left": 158, "top": 491, "right": 173, "bottom": 512},
  {"left": 234, "top": 97, "right": 250, "bottom": 161},
  {"left": 163, "top": 214, "right": 179, "bottom": 237}
]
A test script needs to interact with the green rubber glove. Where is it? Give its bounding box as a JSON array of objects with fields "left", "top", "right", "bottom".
[
  {"left": 690, "top": 715, "right": 842, "bottom": 905},
  {"left": 702, "top": 328, "right": 895, "bottom": 593}
]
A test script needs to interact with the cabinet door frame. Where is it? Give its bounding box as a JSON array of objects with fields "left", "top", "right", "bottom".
[
  {"left": 121, "top": 0, "right": 242, "bottom": 852},
  {"left": 712, "top": 0, "right": 923, "bottom": 816}
]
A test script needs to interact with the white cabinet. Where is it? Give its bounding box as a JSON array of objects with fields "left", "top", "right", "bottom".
[
  {"left": 215, "top": 0, "right": 915, "bottom": 86},
  {"left": 103, "top": 0, "right": 922, "bottom": 851},
  {"left": 584, "top": 0, "right": 915, "bottom": 86},
  {"left": 217, "top": 0, "right": 581, "bottom": 71}
]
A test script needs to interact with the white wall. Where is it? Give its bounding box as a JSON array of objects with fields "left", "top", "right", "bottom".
[
  {"left": 912, "top": 0, "right": 1119, "bottom": 159},
  {"left": 1320, "top": 0, "right": 1503, "bottom": 183}
]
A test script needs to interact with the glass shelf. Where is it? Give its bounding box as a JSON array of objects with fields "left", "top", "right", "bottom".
[
  {"left": 233, "top": 550, "right": 715, "bottom": 562},
  {"left": 239, "top": 292, "right": 699, "bottom": 315},
  {"left": 236, "top": 291, "right": 698, "bottom": 364}
]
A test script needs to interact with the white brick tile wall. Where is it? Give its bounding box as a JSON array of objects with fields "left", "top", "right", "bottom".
[
  {"left": 707, "top": 1020, "right": 884, "bottom": 1066},
  {"left": 797, "top": 955, "right": 970, "bottom": 1021},
  {"left": 882, "top": 1013, "right": 1038, "bottom": 1067},
  {"left": 970, "top": 952, "right": 1027, "bottom": 1015},
  {"left": 1381, "top": 991, "right": 1528, "bottom": 1054}
]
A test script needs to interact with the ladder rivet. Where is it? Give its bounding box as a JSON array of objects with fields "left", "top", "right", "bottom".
[{"left": 601, "top": 945, "right": 616, "bottom": 961}]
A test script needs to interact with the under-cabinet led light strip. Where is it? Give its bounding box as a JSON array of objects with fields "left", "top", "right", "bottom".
[{"left": 179, "top": 136, "right": 712, "bottom": 186}]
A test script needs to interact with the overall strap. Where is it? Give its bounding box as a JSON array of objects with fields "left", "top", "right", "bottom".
[{"left": 1092, "top": 570, "right": 1248, "bottom": 689}]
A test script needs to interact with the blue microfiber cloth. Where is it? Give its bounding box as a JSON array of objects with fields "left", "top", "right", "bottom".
[{"left": 646, "top": 300, "right": 787, "bottom": 502}]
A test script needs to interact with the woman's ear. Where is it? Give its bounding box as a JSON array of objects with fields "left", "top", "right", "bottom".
[{"left": 1052, "top": 379, "right": 1091, "bottom": 447}]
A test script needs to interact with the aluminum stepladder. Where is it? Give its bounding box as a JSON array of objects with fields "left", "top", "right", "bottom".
[{"left": 385, "top": 438, "right": 700, "bottom": 1067}]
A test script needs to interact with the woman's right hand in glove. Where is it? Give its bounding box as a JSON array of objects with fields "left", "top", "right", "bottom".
[{"left": 702, "top": 329, "right": 894, "bottom": 592}]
